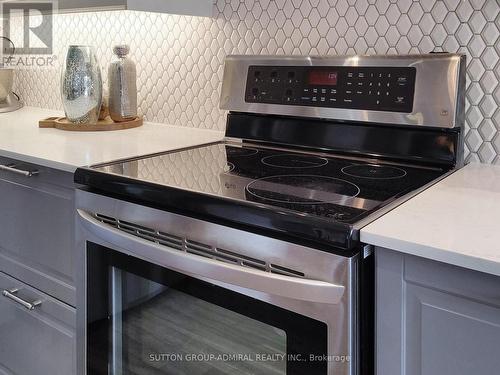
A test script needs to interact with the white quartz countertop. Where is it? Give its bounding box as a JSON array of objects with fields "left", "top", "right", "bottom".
[
  {"left": 0, "top": 106, "right": 224, "bottom": 172},
  {"left": 361, "top": 163, "right": 500, "bottom": 277}
]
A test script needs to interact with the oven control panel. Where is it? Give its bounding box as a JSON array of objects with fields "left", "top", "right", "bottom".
[{"left": 245, "top": 65, "right": 416, "bottom": 113}]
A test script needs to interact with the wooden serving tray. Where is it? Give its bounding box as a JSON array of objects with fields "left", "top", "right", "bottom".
[{"left": 39, "top": 116, "right": 143, "bottom": 131}]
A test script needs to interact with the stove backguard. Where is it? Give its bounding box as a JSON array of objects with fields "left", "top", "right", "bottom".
[
  {"left": 221, "top": 54, "right": 466, "bottom": 169},
  {"left": 221, "top": 54, "right": 466, "bottom": 130}
]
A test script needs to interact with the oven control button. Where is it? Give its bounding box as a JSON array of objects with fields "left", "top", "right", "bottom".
[
  {"left": 397, "top": 76, "right": 408, "bottom": 87},
  {"left": 270, "top": 71, "right": 280, "bottom": 83}
]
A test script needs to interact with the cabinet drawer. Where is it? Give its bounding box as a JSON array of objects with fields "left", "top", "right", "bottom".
[
  {"left": 0, "top": 157, "right": 75, "bottom": 305},
  {"left": 0, "top": 271, "right": 76, "bottom": 375},
  {"left": 0, "top": 158, "right": 73, "bottom": 188}
]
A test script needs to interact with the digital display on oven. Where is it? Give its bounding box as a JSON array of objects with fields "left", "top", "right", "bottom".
[{"left": 308, "top": 70, "right": 338, "bottom": 86}]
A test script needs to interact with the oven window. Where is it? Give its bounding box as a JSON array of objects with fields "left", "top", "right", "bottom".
[
  {"left": 87, "top": 244, "right": 328, "bottom": 374},
  {"left": 113, "top": 269, "right": 287, "bottom": 374}
]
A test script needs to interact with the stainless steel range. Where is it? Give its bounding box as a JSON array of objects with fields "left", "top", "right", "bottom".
[{"left": 74, "top": 54, "right": 465, "bottom": 375}]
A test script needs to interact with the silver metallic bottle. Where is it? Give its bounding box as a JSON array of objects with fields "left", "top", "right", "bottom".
[{"left": 108, "top": 45, "right": 137, "bottom": 122}]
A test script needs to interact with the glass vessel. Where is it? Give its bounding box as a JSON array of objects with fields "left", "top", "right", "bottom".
[
  {"left": 109, "top": 44, "right": 137, "bottom": 122},
  {"left": 61, "top": 45, "right": 102, "bottom": 124}
]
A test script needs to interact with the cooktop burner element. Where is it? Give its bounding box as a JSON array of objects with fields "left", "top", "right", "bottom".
[
  {"left": 262, "top": 154, "right": 328, "bottom": 169},
  {"left": 226, "top": 147, "right": 258, "bottom": 157},
  {"left": 246, "top": 175, "right": 360, "bottom": 205},
  {"left": 342, "top": 164, "right": 408, "bottom": 179}
]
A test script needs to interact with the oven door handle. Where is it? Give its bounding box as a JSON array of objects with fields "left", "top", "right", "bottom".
[{"left": 78, "top": 210, "right": 345, "bottom": 305}]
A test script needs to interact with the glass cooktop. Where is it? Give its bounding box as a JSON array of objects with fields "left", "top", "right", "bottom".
[{"left": 92, "top": 142, "right": 444, "bottom": 226}]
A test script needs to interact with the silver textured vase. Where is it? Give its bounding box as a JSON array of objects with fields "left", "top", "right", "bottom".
[{"left": 61, "top": 45, "right": 102, "bottom": 124}]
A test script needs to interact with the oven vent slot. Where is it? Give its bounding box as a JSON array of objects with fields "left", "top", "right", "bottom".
[
  {"left": 217, "top": 248, "right": 267, "bottom": 271},
  {"left": 93, "top": 213, "right": 305, "bottom": 279},
  {"left": 95, "top": 213, "right": 116, "bottom": 225},
  {"left": 270, "top": 264, "right": 305, "bottom": 277}
]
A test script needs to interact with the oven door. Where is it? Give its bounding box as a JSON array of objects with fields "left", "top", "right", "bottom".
[
  {"left": 87, "top": 242, "right": 330, "bottom": 375},
  {"left": 76, "top": 193, "right": 357, "bottom": 375}
]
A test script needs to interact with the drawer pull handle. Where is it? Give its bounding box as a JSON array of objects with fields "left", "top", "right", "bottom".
[
  {"left": 2, "top": 288, "right": 42, "bottom": 310},
  {"left": 0, "top": 164, "right": 39, "bottom": 177}
]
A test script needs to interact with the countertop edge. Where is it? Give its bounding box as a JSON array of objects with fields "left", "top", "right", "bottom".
[
  {"left": 361, "top": 226, "right": 500, "bottom": 278},
  {"left": 0, "top": 149, "right": 79, "bottom": 173}
]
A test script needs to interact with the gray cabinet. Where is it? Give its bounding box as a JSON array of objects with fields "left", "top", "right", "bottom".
[
  {"left": 0, "top": 157, "right": 75, "bottom": 306},
  {"left": 0, "top": 158, "right": 76, "bottom": 374},
  {"left": 57, "top": 0, "right": 214, "bottom": 16},
  {"left": 0, "top": 271, "right": 76, "bottom": 375},
  {"left": 376, "top": 248, "right": 500, "bottom": 375}
]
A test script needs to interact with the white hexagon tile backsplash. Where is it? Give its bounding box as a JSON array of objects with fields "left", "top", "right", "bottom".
[{"left": 10, "top": 0, "right": 500, "bottom": 163}]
